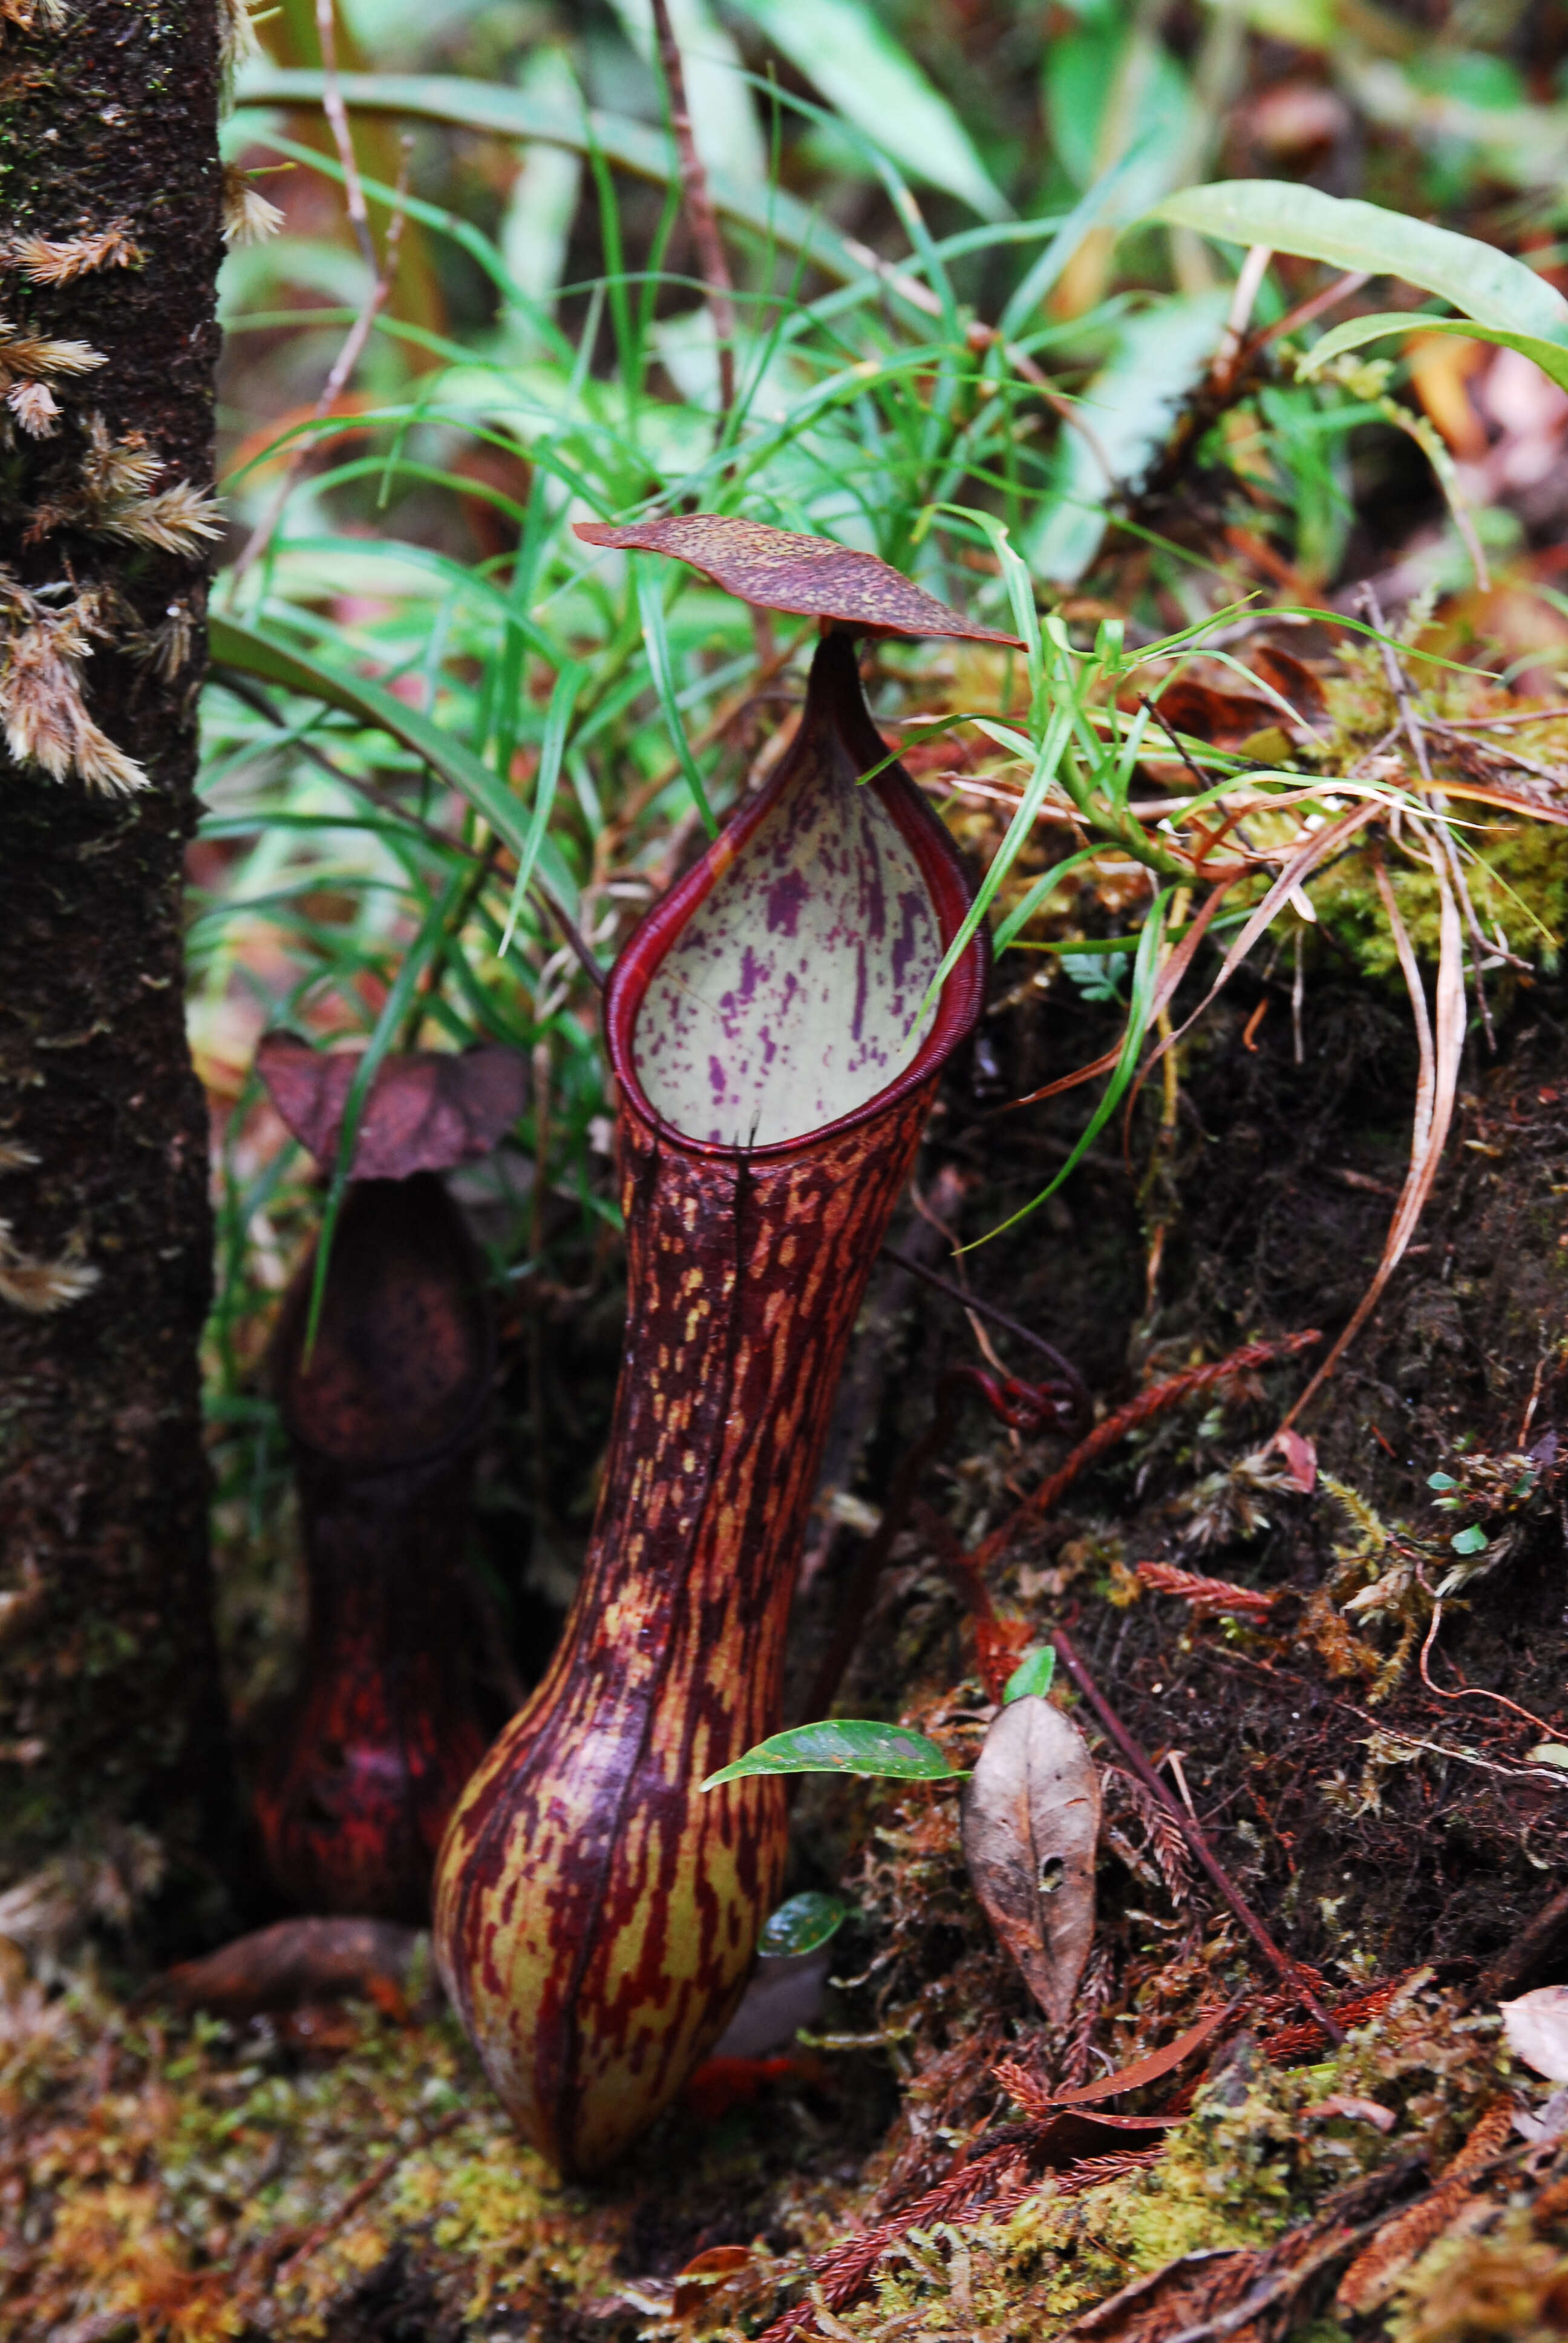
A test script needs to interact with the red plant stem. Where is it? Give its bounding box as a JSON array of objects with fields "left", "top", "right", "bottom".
[
  {"left": 1050, "top": 1626, "right": 1343, "bottom": 2045},
  {"left": 648, "top": 0, "right": 736, "bottom": 424}
]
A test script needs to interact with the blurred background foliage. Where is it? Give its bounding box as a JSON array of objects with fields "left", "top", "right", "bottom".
[{"left": 201, "top": 0, "right": 1568, "bottom": 1722}]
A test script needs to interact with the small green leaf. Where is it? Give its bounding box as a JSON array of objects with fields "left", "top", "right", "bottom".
[
  {"left": 701, "top": 1720, "right": 965, "bottom": 1790},
  {"left": 1528, "top": 1744, "right": 1568, "bottom": 1771},
  {"left": 1428, "top": 1472, "right": 1459, "bottom": 1490},
  {"left": 1002, "top": 1646, "right": 1057, "bottom": 1704},
  {"left": 759, "top": 1891, "right": 848, "bottom": 1958},
  {"left": 1450, "top": 1524, "right": 1489, "bottom": 1555}
]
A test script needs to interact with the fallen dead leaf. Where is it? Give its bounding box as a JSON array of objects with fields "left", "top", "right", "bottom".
[
  {"left": 1503, "top": 1985, "right": 1568, "bottom": 2083},
  {"left": 961, "top": 1694, "right": 1101, "bottom": 2024}
]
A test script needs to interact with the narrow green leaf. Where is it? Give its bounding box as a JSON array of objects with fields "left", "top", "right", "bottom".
[
  {"left": 991, "top": 844, "right": 1105, "bottom": 954},
  {"left": 1002, "top": 1645, "right": 1057, "bottom": 1704},
  {"left": 999, "top": 135, "right": 1164, "bottom": 338},
  {"left": 966, "top": 886, "right": 1172, "bottom": 1248},
  {"left": 728, "top": 0, "right": 1008, "bottom": 220},
  {"left": 232, "top": 65, "right": 863, "bottom": 283},
  {"left": 208, "top": 614, "right": 581, "bottom": 916},
  {"left": 759, "top": 1890, "right": 849, "bottom": 1957},
  {"left": 1152, "top": 181, "right": 1568, "bottom": 342},
  {"left": 701, "top": 1720, "right": 966, "bottom": 1789},
  {"left": 635, "top": 566, "right": 718, "bottom": 838},
  {"left": 500, "top": 661, "right": 586, "bottom": 955},
  {"left": 1301, "top": 312, "right": 1568, "bottom": 399},
  {"left": 918, "top": 696, "right": 1077, "bottom": 1019}
]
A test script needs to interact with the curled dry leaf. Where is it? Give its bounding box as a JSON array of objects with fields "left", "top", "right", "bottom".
[
  {"left": 961, "top": 1694, "right": 1102, "bottom": 2024},
  {"left": 573, "top": 513, "right": 1025, "bottom": 645},
  {"left": 258, "top": 1032, "right": 528, "bottom": 1180},
  {"left": 158, "top": 1916, "right": 430, "bottom": 2016},
  {"left": 1501, "top": 1984, "right": 1568, "bottom": 2082}
]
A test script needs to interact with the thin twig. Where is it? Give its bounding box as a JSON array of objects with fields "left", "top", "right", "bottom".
[
  {"left": 1209, "top": 243, "right": 1273, "bottom": 393},
  {"left": 316, "top": 0, "right": 377, "bottom": 273},
  {"left": 231, "top": 141, "right": 411, "bottom": 583},
  {"left": 217, "top": 674, "right": 485, "bottom": 861},
  {"left": 1416, "top": 1575, "right": 1559, "bottom": 1740},
  {"left": 648, "top": 0, "right": 736, "bottom": 425},
  {"left": 268, "top": 2107, "right": 463, "bottom": 2292},
  {"left": 880, "top": 1242, "right": 1091, "bottom": 1406},
  {"left": 1425, "top": 718, "right": 1568, "bottom": 792},
  {"left": 1051, "top": 1627, "right": 1343, "bottom": 2042},
  {"left": 1434, "top": 705, "right": 1568, "bottom": 732},
  {"left": 595, "top": 625, "right": 812, "bottom": 869},
  {"left": 1243, "top": 269, "right": 1369, "bottom": 361},
  {"left": 965, "top": 320, "right": 1117, "bottom": 479},
  {"left": 1357, "top": 582, "right": 1432, "bottom": 786}
]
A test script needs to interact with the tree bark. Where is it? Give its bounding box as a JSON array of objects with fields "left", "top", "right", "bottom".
[{"left": 0, "top": 0, "right": 230, "bottom": 1927}]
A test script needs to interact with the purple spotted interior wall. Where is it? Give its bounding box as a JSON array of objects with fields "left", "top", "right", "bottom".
[{"left": 631, "top": 715, "right": 942, "bottom": 1145}]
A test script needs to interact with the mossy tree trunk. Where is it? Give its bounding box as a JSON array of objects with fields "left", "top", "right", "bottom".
[{"left": 0, "top": 0, "right": 232, "bottom": 1932}]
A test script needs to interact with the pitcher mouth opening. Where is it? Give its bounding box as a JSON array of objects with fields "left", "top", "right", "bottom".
[{"left": 604, "top": 636, "right": 987, "bottom": 1161}]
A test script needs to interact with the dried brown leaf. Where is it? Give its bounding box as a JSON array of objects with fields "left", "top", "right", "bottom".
[
  {"left": 961, "top": 1696, "right": 1101, "bottom": 2024},
  {"left": 158, "top": 1916, "right": 425, "bottom": 2016},
  {"left": 1503, "top": 1986, "right": 1568, "bottom": 2083},
  {"left": 573, "top": 514, "right": 1025, "bottom": 644},
  {"left": 258, "top": 1033, "right": 529, "bottom": 1179}
]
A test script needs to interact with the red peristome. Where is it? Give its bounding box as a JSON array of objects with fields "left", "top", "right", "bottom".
[{"left": 434, "top": 633, "right": 987, "bottom": 2174}]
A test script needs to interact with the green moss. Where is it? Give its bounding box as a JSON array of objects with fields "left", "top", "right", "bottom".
[{"left": 1312, "top": 822, "right": 1567, "bottom": 985}]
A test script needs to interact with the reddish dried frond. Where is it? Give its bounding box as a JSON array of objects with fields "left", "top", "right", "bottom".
[
  {"left": 574, "top": 513, "right": 1025, "bottom": 644},
  {"left": 1136, "top": 1561, "right": 1281, "bottom": 1619}
]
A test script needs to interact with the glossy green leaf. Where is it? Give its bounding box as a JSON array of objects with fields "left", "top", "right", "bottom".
[
  {"left": 1002, "top": 1646, "right": 1057, "bottom": 1705},
  {"left": 1302, "top": 312, "right": 1568, "bottom": 400},
  {"left": 1152, "top": 181, "right": 1568, "bottom": 341},
  {"left": 701, "top": 1720, "right": 965, "bottom": 1789},
  {"left": 1450, "top": 1524, "right": 1489, "bottom": 1556},
  {"left": 232, "top": 65, "right": 861, "bottom": 281},
  {"left": 1428, "top": 1471, "right": 1458, "bottom": 1490},
  {"left": 207, "top": 614, "right": 580, "bottom": 916},
  {"left": 758, "top": 1890, "right": 849, "bottom": 1957},
  {"left": 728, "top": 0, "right": 1008, "bottom": 221}
]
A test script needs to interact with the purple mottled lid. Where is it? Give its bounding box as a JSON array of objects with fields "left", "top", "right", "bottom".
[{"left": 573, "top": 514, "right": 1025, "bottom": 646}]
